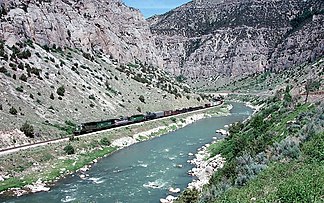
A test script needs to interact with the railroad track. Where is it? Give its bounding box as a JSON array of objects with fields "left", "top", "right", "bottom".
[{"left": 0, "top": 104, "right": 223, "bottom": 156}]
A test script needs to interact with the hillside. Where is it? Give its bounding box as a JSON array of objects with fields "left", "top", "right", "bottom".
[
  {"left": 149, "top": 0, "right": 323, "bottom": 80},
  {"left": 0, "top": 0, "right": 209, "bottom": 146},
  {"left": 176, "top": 76, "right": 324, "bottom": 202}
]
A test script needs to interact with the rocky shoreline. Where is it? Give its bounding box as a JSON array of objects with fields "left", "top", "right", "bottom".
[{"left": 159, "top": 102, "right": 258, "bottom": 203}]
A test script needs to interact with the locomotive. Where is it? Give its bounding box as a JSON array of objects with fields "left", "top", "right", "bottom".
[{"left": 74, "top": 101, "right": 222, "bottom": 135}]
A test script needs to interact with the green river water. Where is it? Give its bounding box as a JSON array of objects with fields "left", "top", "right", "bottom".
[{"left": 4, "top": 102, "right": 252, "bottom": 203}]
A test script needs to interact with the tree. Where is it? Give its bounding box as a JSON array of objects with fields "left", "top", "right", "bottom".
[
  {"left": 57, "top": 85, "right": 65, "bottom": 96},
  {"left": 50, "top": 93, "right": 54, "bottom": 100},
  {"left": 20, "top": 121, "right": 34, "bottom": 138}
]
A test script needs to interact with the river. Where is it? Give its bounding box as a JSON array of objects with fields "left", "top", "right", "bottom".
[{"left": 4, "top": 102, "right": 253, "bottom": 203}]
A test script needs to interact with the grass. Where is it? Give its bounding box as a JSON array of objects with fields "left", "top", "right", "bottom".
[{"left": 215, "top": 161, "right": 324, "bottom": 203}]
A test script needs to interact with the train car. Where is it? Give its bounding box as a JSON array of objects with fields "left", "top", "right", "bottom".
[
  {"left": 129, "top": 114, "right": 145, "bottom": 123},
  {"left": 164, "top": 110, "right": 172, "bottom": 117},
  {"left": 205, "top": 103, "right": 211, "bottom": 108},
  {"left": 74, "top": 119, "right": 116, "bottom": 135},
  {"left": 154, "top": 111, "right": 164, "bottom": 118},
  {"left": 115, "top": 117, "right": 129, "bottom": 126},
  {"left": 171, "top": 109, "right": 181, "bottom": 115},
  {"left": 145, "top": 112, "right": 157, "bottom": 120}
]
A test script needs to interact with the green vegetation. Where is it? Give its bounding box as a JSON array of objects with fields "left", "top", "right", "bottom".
[
  {"left": 56, "top": 85, "right": 65, "bottom": 96},
  {"left": 100, "top": 137, "right": 111, "bottom": 146},
  {"left": 20, "top": 122, "right": 34, "bottom": 138},
  {"left": 9, "top": 107, "right": 18, "bottom": 115},
  {"left": 63, "top": 144, "right": 75, "bottom": 155},
  {"left": 177, "top": 90, "right": 323, "bottom": 203},
  {"left": 139, "top": 95, "right": 145, "bottom": 103}
]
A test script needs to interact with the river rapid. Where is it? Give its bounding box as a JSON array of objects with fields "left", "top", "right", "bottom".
[{"left": 4, "top": 102, "right": 252, "bottom": 203}]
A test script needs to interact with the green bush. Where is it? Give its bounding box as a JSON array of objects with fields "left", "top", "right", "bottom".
[
  {"left": 20, "top": 122, "right": 34, "bottom": 138},
  {"left": 175, "top": 189, "right": 199, "bottom": 203},
  {"left": 100, "top": 137, "right": 111, "bottom": 146},
  {"left": 19, "top": 74, "right": 28, "bottom": 82},
  {"left": 63, "top": 144, "right": 75, "bottom": 155},
  {"left": 50, "top": 93, "right": 54, "bottom": 100},
  {"left": 139, "top": 95, "right": 145, "bottom": 103},
  {"left": 9, "top": 107, "right": 18, "bottom": 115},
  {"left": 16, "top": 86, "right": 23, "bottom": 92},
  {"left": 302, "top": 132, "right": 324, "bottom": 162},
  {"left": 57, "top": 85, "right": 65, "bottom": 96}
]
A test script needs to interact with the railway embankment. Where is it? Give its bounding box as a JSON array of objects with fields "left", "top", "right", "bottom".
[{"left": 0, "top": 104, "right": 231, "bottom": 197}]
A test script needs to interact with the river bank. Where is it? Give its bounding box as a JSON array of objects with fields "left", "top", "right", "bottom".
[
  {"left": 160, "top": 102, "right": 258, "bottom": 203},
  {"left": 0, "top": 104, "right": 231, "bottom": 198}
]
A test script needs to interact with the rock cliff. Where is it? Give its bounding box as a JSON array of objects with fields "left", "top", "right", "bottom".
[
  {"left": 149, "top": 0, "right": 324, "bottom": 78},
  {"left": 0, "top": 0, "right": 162, "bottom": 66}
]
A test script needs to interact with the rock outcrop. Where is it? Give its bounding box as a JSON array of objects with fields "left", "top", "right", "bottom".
[
  {"left": 0, "top": 0, "right": 162, "bottom": 66},
  {"left": 149, "top": 0, "right": 324, "bottom": 78}
]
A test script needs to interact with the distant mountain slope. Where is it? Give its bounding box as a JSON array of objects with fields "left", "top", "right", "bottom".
[
  {"left": 149, "top": 0, "right": 324, "bottom": 78},
  {"left": 0, "top": 0, "right": 162, "bottom": 67}
]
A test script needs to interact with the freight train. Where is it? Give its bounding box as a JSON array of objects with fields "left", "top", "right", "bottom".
[{"left": 74, "top": 101, "right": 222, "bottom": 135}]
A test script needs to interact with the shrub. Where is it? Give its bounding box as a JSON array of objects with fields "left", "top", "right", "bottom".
[
  {"left": 63, "top": 144, "right": 75, "bottom": 155},
  {"left": 16, "top": 86, "right": 23, "bottom": 92},
  {"left": 9, "top": 107, "right": 18, "bottom": 115},
  {"left": 175, "top": 189, "right": 199, "bottom": 203},
  {"left": 0, "top": 104, "right": 2, "bottom": 110},
  {"left": 20, "top": 122, "right": 34, "bottom": 138},
  {"left": 89, "top": 94, "right": 95, "bottom": 100},
  {"left": 100, "top": 137, "right": 111, "bottom": 146},
  {"left": 19, "top": 74, "right": 28, "bottom": 82},
  {"left": 139, "top": 95, "right": 145, "bottom": 103},
  {"left": 57, "top": 85, "right": 65, "bottom": 96},
  {"left": 50, "top": 93, "right": 54, "bottom": 100},
  {"left": 170, "top": 117, "right": 177, "bottom": 122}
]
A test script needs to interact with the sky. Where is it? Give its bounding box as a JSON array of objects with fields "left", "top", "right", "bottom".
[{"left": 123, "top": 0, "right": 191, "bottom": 18}]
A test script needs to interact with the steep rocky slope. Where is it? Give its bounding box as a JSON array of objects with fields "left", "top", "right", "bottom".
[
  {"left": 149, "top": 0, "right": 324, "bottom": 78},
  {"left": 0, "top": 0, "right": 208, "bottom": 140},
  {"left": 0, "top": 0, "right": 162, "bottom": 66}
]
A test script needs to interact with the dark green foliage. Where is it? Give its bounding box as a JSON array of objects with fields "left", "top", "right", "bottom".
[
  {"left": 302, "top": 132, "right": 324, "bottom": 162},
  {"left": 9, "top": 107, "right": 18, "bottom": 115},
  {"left": 16, "top": 49, "right": 31, "bottom": 59},
  {"left": 139, "top": 95, "right": 145, "bottom": 103},
  {"left": 50, "top": 93, "right": 54, "bottom": 100},
  {"left": 12, "top": 74, "right": 16, "bottom": 80},
  {"left": 20, "top": 122, "right": 34, "bottom": 138},
  {"left": 170, "top": 117, "right": 177, "bottom": 122},
  {"left": 100, "top": 137, "right": 111, "bottom": 146},
  {"left": 18, "top": 62, "right": 24, "bottom": 70},
  {"left": 88, "top": 94, "right": 95, "bottom": 100},
  {"left": 57, "top": 85, "right": 65, "bottom": 96},
  {"left": 176, "top": 74, "right": 187, "bottom": 83},
  {"left": 0, "top": 66, "right": 8, "bottom": 74},
  {"left": 63, "top": 145, "right": 75, "bottom": 155},
  {"left": 82, "top": 52, "right": 93, "bottom": 61},
  {"left": 16, "top": 86, "right": 23, "bottom": 92},
  {"left": 290, "top": 9, "right": 324, "bottom": 29},
  {"left": 175, "top": 189, "right": 199, "bottom": 203},
  {"left": 19, "top": 74, "right": 27, "bottom": 82}
]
